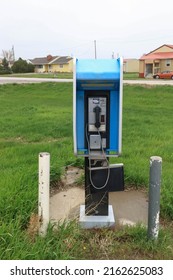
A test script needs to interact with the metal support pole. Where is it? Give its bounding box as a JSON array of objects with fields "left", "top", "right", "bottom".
[
  {"left": 148, "top": 156, "right": 162, "bottom": 240},
  {"left": 85, "top": 158, "right": 109, "bottom": 216},
  {"left": 38, "top": 152, "right": 50, "bottom": 236}
]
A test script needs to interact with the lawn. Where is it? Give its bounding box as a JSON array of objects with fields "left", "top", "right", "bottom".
[
  {"left": 123, "top": 72, "right": 139, "bottom": 79},
  {"left": 0, "top": 72, "right": 73, "bottom": 79},
  {"left": 0, "top": 72, "right": 140, "bottom": 80},
  {"left": 0, "top": 82, "right": 173, "bottom": 259}
]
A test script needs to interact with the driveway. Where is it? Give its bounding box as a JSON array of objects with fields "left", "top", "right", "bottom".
[{"left": 0, "top": 76, "right": 173, "bottom": 85}]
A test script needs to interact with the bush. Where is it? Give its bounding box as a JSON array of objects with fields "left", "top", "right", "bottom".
[
  {"left": 12, "top": 58, "right": 35, "bottom": 73},
  {"left": 0, "top": 58, "right": 12, "bottom": 74}
]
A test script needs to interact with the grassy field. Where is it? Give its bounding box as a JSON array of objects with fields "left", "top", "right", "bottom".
[
  {"left": 0, "top": 72, "right": 73, "bottom": 79},
  {"left": 0, "top": 72, "right": 139, "bottom": 80},
  {"left": 123, "top": 72, "right": 140, "bottom": 79},
  {"left": 0, "top": 82, "right": 173, "bottom": 259}
]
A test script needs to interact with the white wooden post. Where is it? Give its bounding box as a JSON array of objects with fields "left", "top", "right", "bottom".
[{"left": 38, "top": 152, "right": 50, "bottom": 236}]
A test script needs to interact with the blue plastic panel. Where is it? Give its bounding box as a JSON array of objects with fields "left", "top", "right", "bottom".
[
  {"left": 76, "top": 59, "right": 120, "bottom": 80},
  {"left": 109, "top": 90, "right": 119, "bottom": 152},
  {"left": 76, "top": 90, "right": 84, "bottom": 150}
]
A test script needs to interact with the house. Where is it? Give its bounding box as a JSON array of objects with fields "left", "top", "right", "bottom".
[
  {"left": 139, "top": 44, "right": 173, "bottom": 78},
  {"left": 28, "top": 55, "right": 73, "bottom": 73},
  {"left": 123, "top": 59, "right": 139, "bottom": 73}
]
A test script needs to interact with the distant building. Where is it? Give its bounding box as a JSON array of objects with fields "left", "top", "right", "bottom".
[
  {"left": 123, "top": 59, "right": 139, "bottom": 73},
  {"left": 28, "top": 55, "right": 73, "bottom": 73},
  {"left": 139, "top": 44, "right": 173, "bottom": 78}
]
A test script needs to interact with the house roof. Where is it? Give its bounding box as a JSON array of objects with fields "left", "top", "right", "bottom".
[
  {"left": 150, "top": 44, "right": 173, "bottom": 53},
  {"left": 51, "top": 56, "right": 72, "bottom": 65},
  {"left": 29, "top": 55, "right": 57, "bottom": 65},
  {"left": 140, "top": 44, "right": 173, "bottom": 60},
  {"left": 140, "top": 52, "right": 173, "bottom": 60},
  {"left": 29, "top": 55, "right": 72, "bottom": 65},
  {"left": 166, "top": 44, "right": 173, "bottom": 49}
]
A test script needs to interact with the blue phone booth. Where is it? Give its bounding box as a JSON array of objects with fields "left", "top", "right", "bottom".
[
  {"left": 73, "top": 58, "right": 123, "bottom": 157},
  {"left": 73, "top": 58, "right": 124, "bottom": 228}
]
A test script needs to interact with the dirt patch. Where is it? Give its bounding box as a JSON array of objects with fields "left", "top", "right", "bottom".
[{"left": 27, "top": 213, "right": 40, "bottom": 240}]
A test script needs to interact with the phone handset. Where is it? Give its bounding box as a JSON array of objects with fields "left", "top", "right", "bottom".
[{"left": 93, "top": 106, "right": 101, "bottom": 128}]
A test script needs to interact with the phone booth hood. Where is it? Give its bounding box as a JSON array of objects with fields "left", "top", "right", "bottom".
[{"left": 73, "top": 58, "right": 123, "bottom": 157}]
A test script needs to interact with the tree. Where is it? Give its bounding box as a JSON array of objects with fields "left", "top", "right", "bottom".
[
  {"left": 11, "top": 58, "right": 35, "bottom": 73},
  {"left": 2, "top": 57, "right": 9, "bottom": 69},
  {"left": 0, "top": 58, "right": 12, "bottom": 74},
  {"left": 27, "top": 62, "right": 35, "bottom": 73},
  {"left": 2, "top": 49, "right": 14, "bottom": 63}
]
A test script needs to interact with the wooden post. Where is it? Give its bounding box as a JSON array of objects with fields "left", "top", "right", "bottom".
[{"left": 38, "top": 152, "right": 50, "bottom": 236}]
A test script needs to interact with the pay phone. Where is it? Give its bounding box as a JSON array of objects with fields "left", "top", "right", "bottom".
[
  {"left": 73, "top": 58, "right": 124, "bottom": 223},
  {"left": 85, "top": 91, "right": 109, "bottom": 152},
  {"left": 84, "top": 89, "right": 123, "bottom": 198}
]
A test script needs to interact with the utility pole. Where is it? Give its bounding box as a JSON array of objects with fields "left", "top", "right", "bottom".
[
  {"left": 94, "top": 40, "right": 97, "bottom": 59},
  {"left": 11, "top": 45, "right": 15, "bottom": 61}
]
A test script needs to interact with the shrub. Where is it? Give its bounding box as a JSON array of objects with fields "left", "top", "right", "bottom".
[
  {"left": 0, "top": 58, "right": 12, "bottom": 74},
  {"left": 12, "top": 58, "right": 35, "bottom": 73}
]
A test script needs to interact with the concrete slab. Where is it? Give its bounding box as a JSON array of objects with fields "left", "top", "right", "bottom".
[
  {"left": 110, "top": 190, "right": 148, "bottom": 226},
  {"left": 50, "top": 187, "right": 84, "bottom": 223},
  {"left": 50, "top": 187, "right": 148, "bottom": 226}
]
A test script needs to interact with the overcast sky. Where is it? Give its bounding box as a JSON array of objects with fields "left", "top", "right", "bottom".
[{"left": 1, "top": 0, "right": 173, "bottom": 60}]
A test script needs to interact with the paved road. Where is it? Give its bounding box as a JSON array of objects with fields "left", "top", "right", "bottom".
[
  {"left": 0, "top": 77, "right": 73, "bottom": 84},
  {"left": 123, "top": 79, "right": 173, "bottom": 86},
  {"left": 1, "top": 76, "right": 173, "bottom": 85}
]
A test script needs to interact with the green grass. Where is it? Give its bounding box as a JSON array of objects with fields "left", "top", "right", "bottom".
[
  {"left": 1, "top": 72, "right": 140, "bottom": 80},
  {"left": 123, "top": 72, "right": 140, "bottom": 79},
  {"left": 0, "top": 72, "right": 73, "bottom": 79},
  {"left": 122, "top": 85, "right": 173, "bottom": 218},
  {"left": 0, "top": 82, "right": 173, "bottom": 259}
]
